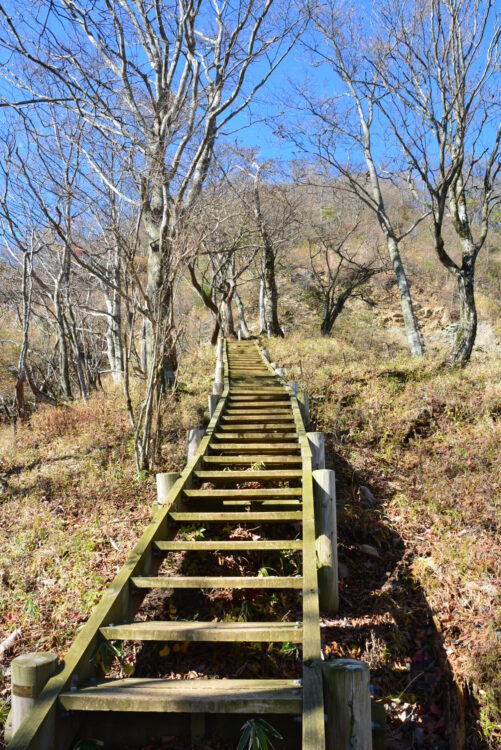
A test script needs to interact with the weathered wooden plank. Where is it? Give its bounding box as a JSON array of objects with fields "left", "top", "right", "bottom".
[
  {"left": 131, "top": 576, "right": 303, "bottom": 589},
  {"left": 202, "top": 455, "right": 302, "bottom": 465},
  {"left": 222, "top": 415, "right": 294, "bottom": 423},
  {"left": 223, "top": 412, "right": 292, "bottom": 418},
  {"left": 227, "top": 388, "right": 287, "bottom": 401},
  {"left": 184, "top": 488, "right": 302, "bottom": 498},
  {"left": 154, "top": 540, "right": 303, "bottom": 551},
  {"left": 212, "top": 443, "right": 300, "bottom": 453},
  {"left": 214, "top": 432, "right": 298, "bottom": 441},
  {"left": 229, "top": 397, "right": 290, "bottom": 403},
  {"left": 194, "top": 469, "right": 302, "bottom": 482},
  {"left": 100, "top": 621, "right": 303, "bottom": 643},
  {"left": 169, "top": 511, "right": 302, "bottom": 522},
  {"left": 217, "top": 424, "right": 296, "bottom": 433},
  {"left": 59, "top": 678, "right": 302, "bottom": 715},
  {"left": 212, "top": 500, "right": 301, "bottom": 508},
  {"left": 226, "top": 401, "right": 291, "bottom": 408}
]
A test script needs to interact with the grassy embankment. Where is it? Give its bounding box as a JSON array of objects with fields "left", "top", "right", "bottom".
[
  {"left": 0, "top": 344, "right": 213, "bottom": 743},
  {"left": 268, "top": 330, "right": 500, "bottom": 748}
]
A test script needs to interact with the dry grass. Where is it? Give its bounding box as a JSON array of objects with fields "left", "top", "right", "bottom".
[
  {"left": 269, "top": 332, "right": 501, "bottom": 746},
  {"left": 0, "top": 342, "right": 215, "bottom": 743}
]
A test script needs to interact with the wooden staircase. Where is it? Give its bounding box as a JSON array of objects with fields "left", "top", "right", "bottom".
[{"left": 8, "top": 340, "right": 324, "bottom": 750}]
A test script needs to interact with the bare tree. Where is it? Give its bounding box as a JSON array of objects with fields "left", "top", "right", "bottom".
[
  {"left": 0, "top": 0, "right": 306, "bottom": 468},
  {"left": 374, "top": 0, "right": 500, "bottom": 365},
  {"left": 186, "top": 175, "right": 260, "bottom": 340},
  {"left": 293, "top": 4, "right": 427, "bottom": 355},
  {"left": 303, "top": 198, "right": 382, "bottom": 335},
  {"left": 251, "top": 163, "right": 284, "bottom": 336},
  {"left": 5, "top": 0, "right": 301, "bottom": 365}
]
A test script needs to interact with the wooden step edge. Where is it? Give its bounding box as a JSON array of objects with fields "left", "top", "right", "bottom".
[
  {"left": 169, "top": 511, "right": 303, "bottom": 522},
  {"left": 195, "top": 470, "right": 303, "bottom": 479},
  {"left": 213, "top": 434, "right": 299, "bottom": 441},
  {"left": 183, "top": 501, "right": 302, "bottom": 509},
  {"left": 218, "top": 426, "right": 296, "bottom": 432},
  {"left": 225, "top": 402, "right": 291, "bottom": 408},
  {"left": 154, "top": 540, "right": 303, "bottom": 551},
  {"left": 59, "top": 678, "right": 303, "bottom": 714},
  {"left": 131, "top": 575, "right": 304, "bottom": 589},
  {"left": 202, "top": 456, "right": 302, "bottom": 464},
  {"left": 212, "top": 443, "right": 300, "bottom": 452},
  {"left": 184, "top": 488, "right": 303, "bottom": 497},
  {"left": 100, "top": 621, "right": 303, "bottom": 642}
]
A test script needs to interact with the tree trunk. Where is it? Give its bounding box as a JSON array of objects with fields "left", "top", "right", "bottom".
[
  {"left": 450, "top": 259, "right": 477, "bottom": 366},
  {"left": 143, "top": 166, "right": 174, "bottom": 387},
  {"left": 54, "top": 299, "right": 72, "bottom": 399},
  {"left": 234, "top": 288, "right": 251, "bottom": 339},
  {"left": 321, "top": 295, "right": 333, "bottom": 336},
  {"left": 357, "top": 107, "right": 424, "bottom": 357},
  {"left": 259, "top": 277, "right": 267, "bottom": 334},
  {"left": 386, "top": 235, "right": 424, "bottom": 356},
  {"left": 263, "top": 243, "right": 283, "bottom": 337},
  {"left": 140, "top": 320, "right": 147, "bottom": 373},
  {"left": 321, "top": 289, "right": 352, "bottom": 336},
  {"left": 220, "top": 285, "right": 236, "bottom": 338},
  {"left": 109, "top": 246, "right": 123, "bottom": 382},
  {"left": 253, "top": 173, "right": 282, "bottom": 337},
  {"left": 65, "top": 314, "right": 88, "bottom": 402},
  {"left": 210, "top": 319, "right": 221, "bottom": 346}
]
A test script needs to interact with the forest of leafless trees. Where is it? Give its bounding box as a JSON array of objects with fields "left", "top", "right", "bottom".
[{"left": 0, "top": 0, "right": 499, "bottom": 468}]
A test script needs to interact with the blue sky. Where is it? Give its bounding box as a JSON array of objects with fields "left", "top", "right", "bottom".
[{"left": 0, "top": 0, "right": 498, "bottom": 181}]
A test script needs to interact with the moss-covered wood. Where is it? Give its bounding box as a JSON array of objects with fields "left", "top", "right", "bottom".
[
  {"left": 59, "top": 678, "right": 303, "bottom": 714},
  {"left": 100, "top": 621, "right": 303, "bottom": 642}
]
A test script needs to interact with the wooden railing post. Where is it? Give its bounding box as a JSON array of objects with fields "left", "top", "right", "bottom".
[
  {"left": 313, "top": 469, "right": 338, "bottom": 614},
  {"left": 156, "top": 472, "right": 180, "bottom": 505},
  {"left": 9, "top": 653, "right": 58, "bottom": 742},
  {"left": 208, "top": 394, "right": 220, "bottom": 419},
  {"left": 213, "top": 359, "right": 224, "bottom": 395},
  {"left": 299, "top": 390, "right": 310, "bottom": 429},
  {"left": 322, "top": 659, "right": 373, "bottom": 750},
  {"left": 186, "top": 428, "right": 204, "bottom": 461},
  {"left": 216, "top": 338, "right": 223, "bottom": 362},
  {"left": 307, "top": 432, "right": 325, "bottom": 470}
]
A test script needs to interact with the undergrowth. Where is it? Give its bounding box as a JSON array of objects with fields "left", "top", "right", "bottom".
[
  {"left": 0, "top": 343, "right": 214, "bottom": 744},
  {"left": 269, "top": 333, "right": 500, "bottom": 747}
]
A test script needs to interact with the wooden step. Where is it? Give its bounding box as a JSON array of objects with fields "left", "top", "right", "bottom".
[
  {"left": 214, "top": 432, "right": 298, "bottom": 441},
  {"left": 229, "top": 389, "right": 285, "bottom": 395},
  {"left": 198, "top": 500, "right": 301, "bottom": 509},
  {"left": 222, "top": 415, "right": 294, "bottom": 423},
  {"left": 154, "top": 540, "right": 302, "bottom": 551},
  {"left": 100, "top": 621, "right": 303, "bottom": 643},
  {"left": 203, "top": 456, "right": 302, "bottom": 466},
  {"left": 217, "top": 425, "right": 296, "bottom": 434},
  {"left": 224, "top": 409, "right": 293, "bottom": 416},
  {"left": 60, "top": 678, "right": 302, "bottom": 714},
  {"left": 226, "top": 401, "right": 291, "bottom": 409},
  {"left": 131, "top": 576, "right": 303, "bottom": 589},
  {"left": 169, "top": 511, "right": 302, "bottom": 522},
  {"left": 184, "top": 488, "right": 302, "bottom": 499},
  {"left": 194, "top": 470, "right": 302, "bottom": 482},
  {"left": 229, "top": 396, "right": 290, "bottom": 402},
  {"left": 213, "top": 443, "right": 300, "bottom": 453}
]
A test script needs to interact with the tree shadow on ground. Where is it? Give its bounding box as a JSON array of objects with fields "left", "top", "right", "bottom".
[{"left": 324, "top": 444, "right": 486, "bottom": 750}]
